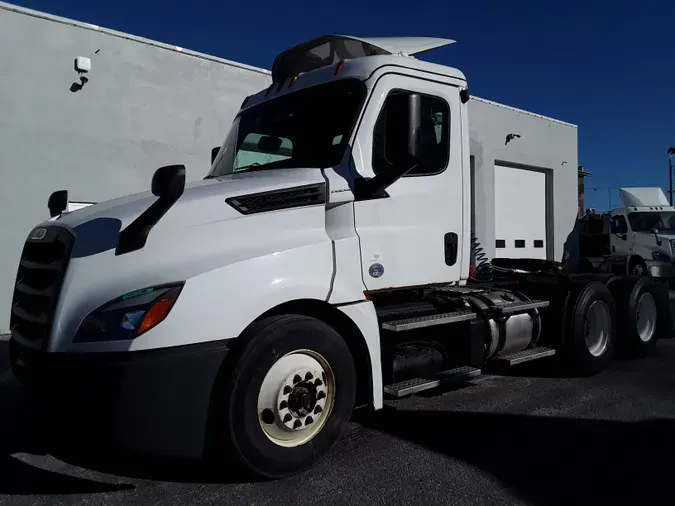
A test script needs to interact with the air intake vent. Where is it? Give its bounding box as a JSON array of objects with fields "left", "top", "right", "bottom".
[{"left": 226, "top": 183, "right": 326, "bottom": 215}]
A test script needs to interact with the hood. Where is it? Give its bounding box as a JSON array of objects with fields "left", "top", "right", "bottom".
[
  {"left": 652, "top": 232, "right": 675, "bottom": 241},
  {"left": 51, "top": 168, "right": 326, "bottom": 232}
]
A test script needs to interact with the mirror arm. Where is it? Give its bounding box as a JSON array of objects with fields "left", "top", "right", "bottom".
[{"left": 355, "top": 164, "right": 418, "bottom": 200}]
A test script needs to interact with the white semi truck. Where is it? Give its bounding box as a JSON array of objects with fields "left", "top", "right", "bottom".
[
  {"left": 580, "top": 187, "right": 675, "bottom": 281},
  {"left": 8, "top": 35, "right": 673, "bottom": 480}
]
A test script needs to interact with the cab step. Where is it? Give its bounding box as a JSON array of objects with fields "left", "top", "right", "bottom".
[
  {"left": 492, "top": 299, "right": 549, "bottom": 315},
  {"left": 434, "top": 285, "right": 487, "bottom": 295},
  {"left": 383, "top": 366, "right": 481, "bottom": 398},
  {"left": 381, "top": 310, "right": 476, "bottom": 332},
  {"left": 495, "top": 346, "right": 556, "bottom": 366}
]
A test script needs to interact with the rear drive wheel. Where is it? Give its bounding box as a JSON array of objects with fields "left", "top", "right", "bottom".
[
  {"left": 208, "top": 315, "right": 356, "bottom": 480},
  {"left": 611, "top": 277, "right": 660, "bottom": 357},
  {"left": 565, "top": 281, "right": 617, "bottom": 375}
]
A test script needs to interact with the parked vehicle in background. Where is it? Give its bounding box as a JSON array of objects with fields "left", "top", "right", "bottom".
[{"left": 579, "top": 187, "right": 675, "bottom": 283}]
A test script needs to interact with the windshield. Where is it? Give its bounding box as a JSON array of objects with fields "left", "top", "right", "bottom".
[
  {"left": 208, "top": 79, "right": 366, "bottom": 178},
  {"left": 628, "top": 211, "right": 675, "bottom": 232}
]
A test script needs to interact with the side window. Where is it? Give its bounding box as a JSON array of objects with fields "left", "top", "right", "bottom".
[
  {"left": 372, "top": 90, "right": 450, "bottom": 177},
  {"left": 611, "top": 215, "right": 628, "bottom": 234}
]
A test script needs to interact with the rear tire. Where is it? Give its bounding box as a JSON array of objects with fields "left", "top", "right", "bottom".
[
  {"left": 611, "top": 277, "right": 660, "bottom": 357},
  {"left": 207, "top": 315, "right": 356, "bottom": 480},
  {"left": 564, "top": 281, "right": 617, "bottom": 375}
]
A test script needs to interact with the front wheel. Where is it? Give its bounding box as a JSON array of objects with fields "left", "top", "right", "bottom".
[
  {"left": 208, "top": 315, "right": 357, "bottom": 480},
  {"left": 629, "top": 257, "right": 648, "bottom": 276}
]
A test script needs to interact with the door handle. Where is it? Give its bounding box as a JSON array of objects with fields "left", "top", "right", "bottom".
[{"left": 444, "top": 233, "right": 458, "bottom": 266}]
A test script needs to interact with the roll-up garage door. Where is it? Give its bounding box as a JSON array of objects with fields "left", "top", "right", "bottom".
[{"left": 494, "top": 164, "right": 547, "bottom": 259}]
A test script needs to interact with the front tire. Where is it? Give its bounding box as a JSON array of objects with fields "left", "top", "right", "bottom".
[
  {"left": 209, "top": 315, "right": 356, "bottom": 480},
  {"left": 629, "top": 257, "right": 648, "bottom": 276}
]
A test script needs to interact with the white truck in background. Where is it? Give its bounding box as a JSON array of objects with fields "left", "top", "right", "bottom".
[
  {"left": 9, "top": 35, "right": 673, "bottom": 480},
  {"left": 579, "top": 187, "right": 675, "bottom": 282}
]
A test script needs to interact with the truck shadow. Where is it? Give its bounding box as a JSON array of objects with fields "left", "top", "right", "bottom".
[
  {"left": 46, "top": 441, "right": 247, "bottom": 485},
  {"left": 362, "top": 407, "right": 674, "bottom": 505},
  {"left": 489, "top": 340, "right": 675, "bottom": 379},
  {"left": 0, "top": 380, "right": 135, "bottom": 495}
]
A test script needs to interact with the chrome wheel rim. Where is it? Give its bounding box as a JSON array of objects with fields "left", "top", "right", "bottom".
[
  {"left": 257, "top": 350, "right": 335, "bottom": 447},
  {"left": 636, "top": 292, "right": 657, "bottom": 343},
  {"left": 585, "top": 300, "right": 611, "bottom": 357}
]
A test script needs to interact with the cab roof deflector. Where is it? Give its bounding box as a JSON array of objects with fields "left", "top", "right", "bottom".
[{"left": 271, "top": 35, "right": 456, "bottom": 82}]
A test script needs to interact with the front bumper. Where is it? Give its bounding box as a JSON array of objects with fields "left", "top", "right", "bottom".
[
  {"left": 9, "top": 337, "right": 229, "bottom": 459},
  {"left": 646, "top": 260, "right": 675, "bottom": 279}
]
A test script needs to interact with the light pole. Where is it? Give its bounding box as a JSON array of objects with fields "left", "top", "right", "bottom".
[{"left": 669, "top": 147, "right": 675, "bottom": 205}]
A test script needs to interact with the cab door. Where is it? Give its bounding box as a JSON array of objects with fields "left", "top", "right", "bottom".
[
  {"left": 350, "top": 74, "right": 465, "bottom": 290},
  {"left": 610, "top": 213, "right": 632, "bottom": 258}
]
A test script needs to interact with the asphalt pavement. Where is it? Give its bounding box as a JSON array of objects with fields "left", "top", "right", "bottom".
[{"left": 2, "top": 329, "right": 675, "bottom": 505}]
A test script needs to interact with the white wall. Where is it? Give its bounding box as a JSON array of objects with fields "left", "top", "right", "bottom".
[
  {"left": 468, "top": 97, "right": 579, "bottom": 264},
  {"left": 0, "top": 2, "right": 272, "bottom": 332}
]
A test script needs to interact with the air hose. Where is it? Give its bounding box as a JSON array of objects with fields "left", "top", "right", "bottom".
[{"left": 470, "top": 234, "right": 493, "bottom": 282}]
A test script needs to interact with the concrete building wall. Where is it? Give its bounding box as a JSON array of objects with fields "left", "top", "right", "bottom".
[
  {"left": 468, "top": 97, "right": 579, "bottom": 264},
  {"left": 0, "top": 2, "right": 272, "bottom": 332}
]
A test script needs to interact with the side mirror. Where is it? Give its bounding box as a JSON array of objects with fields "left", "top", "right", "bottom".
[
  {"left": 48, "top": 190, "right": 68, "bottom": 217},
  {"left": 651, "top": 227, "right": 662, "bottom": 246},
  {"left": 151, "top": 164, "right": 186, "bottom": 201},
  {"left": 211, "top": 147, "right": 220, "bottom": 164},
  {"left": 117, "top": 165, "right": 186, "bottom": 255},
  {"left": 383, "top": 92, "right": 423, "bottom": 170},
  {"left": 257, "top": 135, "right": 283, "bottom": 153},
  {"left": 355, "top": 93, "right": 423, "bottom": 199}
]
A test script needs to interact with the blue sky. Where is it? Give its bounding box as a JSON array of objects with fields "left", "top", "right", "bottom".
[{"left": 11, "top": 0, "right": 675, "bottom": 210}]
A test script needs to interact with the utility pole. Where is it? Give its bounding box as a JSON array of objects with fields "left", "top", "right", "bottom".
[{"left": 669, "top": 147, "right": 675, "bottom": 205}]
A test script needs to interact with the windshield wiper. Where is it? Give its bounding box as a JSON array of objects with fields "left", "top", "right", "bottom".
[{"left": 235, "top": 163, "right": 283, "bottom": 174}]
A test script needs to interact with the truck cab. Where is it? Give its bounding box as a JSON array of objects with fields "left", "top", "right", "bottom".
[
  {"left": 9, "top": 35, "right": 671, "bottom": 480},
  {"left": 208, "top": 35, "right": 471, "bottom": 292}
]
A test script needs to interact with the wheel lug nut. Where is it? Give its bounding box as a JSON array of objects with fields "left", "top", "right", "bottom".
[
  {"left": 293, "top": 419, "right": 302, "bottom": 429},
  {"left": 283, "top": 385, "right": 292, "bottom": 394},
  {"left": 261, "top": 409, "right": 275, "bottom": 424},
  {"left": 317, "top": 391, "right": 326, "bottom": 400},
  {"left": 314, "top": 378, "right": 323, "bottom": 386},
  {"left": 314, "top": 405, "right": 322, "bottom": 414},
  {"left": 283, "top": 413, "right": 292, "bottom": 423},
  {"left": 293, "top": 374, "right": 301, "bottom": 384},
  {"left": 305, "top": 416, "right": 314, "bottom": 425},
  {"left": 279, "top": 400, "right": 288, "bottom": 410},
  {"left": 305, "top": 372, "right": 314, "bottom": 381}
]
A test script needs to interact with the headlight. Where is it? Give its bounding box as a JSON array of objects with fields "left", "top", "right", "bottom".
[
  {"left": 652, "top": 251, "right": 671, "bottom": 262},
  {"left": 74, "top": 282, "right": 184, "bottom": 343}
]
